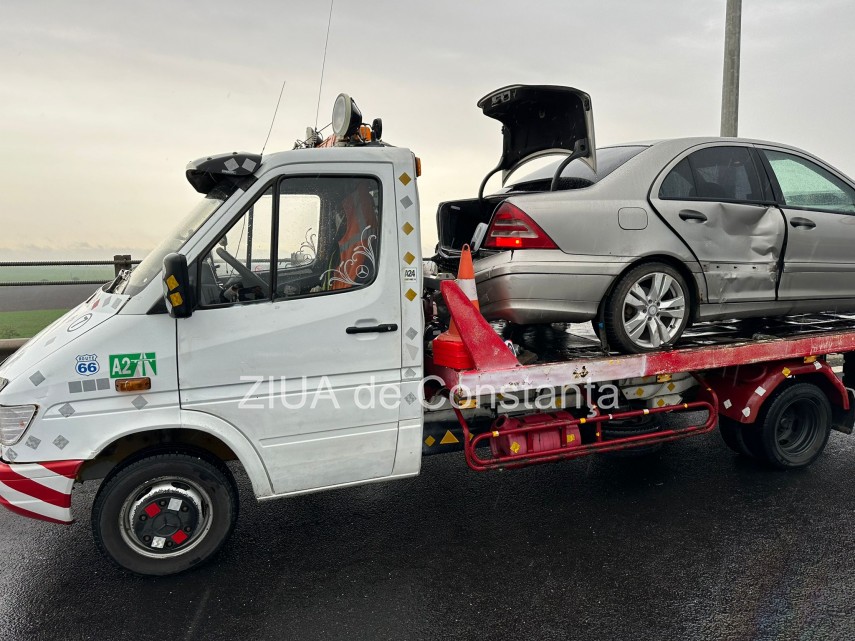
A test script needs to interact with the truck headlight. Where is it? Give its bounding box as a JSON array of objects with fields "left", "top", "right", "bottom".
[
  {"left": 0, "top": 378, "right": 7, "bottom": 393},
  {"left": 0, "top": 405, "right": 37, "bottom": 446}
]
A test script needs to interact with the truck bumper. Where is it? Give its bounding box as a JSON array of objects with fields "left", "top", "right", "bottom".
[{"left": 0, "top": 460, "right": 83, "bottom": 524}]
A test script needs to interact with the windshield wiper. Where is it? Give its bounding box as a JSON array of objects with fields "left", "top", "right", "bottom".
[{"left": 107, "top": 268, "right": 131, "bottom": 294}]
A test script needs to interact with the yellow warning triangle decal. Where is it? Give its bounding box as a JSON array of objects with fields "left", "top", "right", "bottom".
[{"left": 440, "top": 430, "right": 460, "bottom": 445}]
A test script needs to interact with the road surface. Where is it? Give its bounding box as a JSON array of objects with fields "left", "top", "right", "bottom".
[{"left": 1, "top": 422, "right": 854, "bottom": 640}]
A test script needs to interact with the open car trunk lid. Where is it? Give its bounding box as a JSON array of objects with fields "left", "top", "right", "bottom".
[
  {"left": 479, "top": 84, "right": 596, "bottom": 182},
  {"left": 435, "top": 85, "right": 596, "bottom": 263}
]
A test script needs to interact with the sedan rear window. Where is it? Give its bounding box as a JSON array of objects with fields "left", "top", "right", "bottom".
[{"left": 507, "top": 145, "right": 648, "bottom": 192}]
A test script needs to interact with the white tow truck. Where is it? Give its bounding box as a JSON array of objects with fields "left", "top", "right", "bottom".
[{"left": 1, "top": 89, "right": 854, "bottom": 575}]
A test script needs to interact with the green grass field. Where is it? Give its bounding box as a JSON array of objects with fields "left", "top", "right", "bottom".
[
  {"left": 0, "top": 309, "right": 69, "bottom": 339},
  {"left": 0, "top": 265, "right": 115, "bottom": 283}
]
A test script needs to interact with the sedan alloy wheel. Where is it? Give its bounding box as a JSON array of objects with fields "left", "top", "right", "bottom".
[{"left": 604, "top": 262, "right": 691, "bottom": 353}]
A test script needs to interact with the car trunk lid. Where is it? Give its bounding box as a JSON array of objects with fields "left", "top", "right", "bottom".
[
  {"left": 435, "top": 85, "right": 596, "bottom": 264},
  {"left": 479, "top": 84, "right": 596, "bottom": 182}
]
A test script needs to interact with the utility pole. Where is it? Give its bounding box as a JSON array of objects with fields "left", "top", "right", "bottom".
[{"left": 720, "top": 0, "right": 742, "bottom": 137}]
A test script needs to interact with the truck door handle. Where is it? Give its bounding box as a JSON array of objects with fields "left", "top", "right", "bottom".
[
  {"left": 790, "top": 217, "right": 816, "bottom": 230},
  {"left": 678, "top": 210, "right": 708, "bottom": 223},
  {"left": 346, "top": 323, "right": 399, "bottom": 334}
]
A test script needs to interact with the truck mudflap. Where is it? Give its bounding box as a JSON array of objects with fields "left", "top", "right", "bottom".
[{"left": 0, "top": 460, "right": 83, "bottom": 524}]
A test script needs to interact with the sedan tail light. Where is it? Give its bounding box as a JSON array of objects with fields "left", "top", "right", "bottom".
[{"left": 483, "top": 202, "right": 558, "bottom": 250}]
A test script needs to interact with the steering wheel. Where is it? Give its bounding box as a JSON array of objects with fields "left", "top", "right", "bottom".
[{"left": 216, "top": 248, "right": 270, "bottom": 296}]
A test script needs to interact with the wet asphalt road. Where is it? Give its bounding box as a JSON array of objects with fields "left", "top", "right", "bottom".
[{"left": 2, "top": 422, "right": 855, "bottom": 641}]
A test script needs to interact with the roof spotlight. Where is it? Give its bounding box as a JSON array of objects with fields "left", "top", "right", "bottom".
[{"left": 332, "top": 93, "right": 362, "bottom": 138}]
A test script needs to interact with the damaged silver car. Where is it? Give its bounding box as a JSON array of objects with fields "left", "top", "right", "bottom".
[{"left": 435, "top": 84, "right": 855, "bottom": 353}]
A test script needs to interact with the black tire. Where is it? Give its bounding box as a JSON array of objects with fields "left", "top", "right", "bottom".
[
  {"left": 604, "top": 262, "right": 691, "bottom": 354},
  {"left": 718, "top": 416, "right": 763, "bottom": 458},
  {"left": 752, "top": 382, "right": 832, "bottom": 469},
  {"left": 740, "top": 422, "right": 768, "bottom": 460},
  {"left": 92, "top": 452, "right": 238, "bottom": 576},
  {"left": 601, "top": 414, "right": 662, "bottom": 457}
]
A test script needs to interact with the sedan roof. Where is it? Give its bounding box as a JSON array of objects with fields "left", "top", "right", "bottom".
[{"left": 508, "top": 136, "right": 840, "bottom": 191}]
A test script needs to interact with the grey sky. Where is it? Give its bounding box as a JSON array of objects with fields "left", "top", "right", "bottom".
[{"left": 1, "top": 0, "right": 853, "bottom": 259}]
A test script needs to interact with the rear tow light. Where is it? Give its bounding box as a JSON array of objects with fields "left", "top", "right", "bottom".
[{"left": 483, "top": 202, "right": 558, "bottom": 250}]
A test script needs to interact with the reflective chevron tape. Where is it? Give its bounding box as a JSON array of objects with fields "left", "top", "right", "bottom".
[
  {"left": 457, "top": 278, "right": 477, "bottom": 302},
  {"left": 0, "top": 460, "right": 83, "bottom": 524}
]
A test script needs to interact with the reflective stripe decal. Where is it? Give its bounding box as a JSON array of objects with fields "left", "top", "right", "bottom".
[
  {"left": 5, "top": 460, "right": 79, "bottom": 482},
  {"left": 0, "top": 484, "right": 73, "bottom": 524},
  {"left": 457, "top": 279, "right": 478, "bottom": 301},
  {"left": 0, "top": 460, "right": 82, "bottom": 524}
]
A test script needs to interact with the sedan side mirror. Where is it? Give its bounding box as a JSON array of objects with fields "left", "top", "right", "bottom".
[{"left": 163, "top": 253, "right": 193, "bottom": 318}]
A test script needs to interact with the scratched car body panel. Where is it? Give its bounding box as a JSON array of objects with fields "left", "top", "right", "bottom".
[{"left": 436, "top": 89, "right": 855, "bottom": 352}]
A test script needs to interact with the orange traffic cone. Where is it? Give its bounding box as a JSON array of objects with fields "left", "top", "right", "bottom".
[
  {"left": 455, "top": 244, "right": 479, "bottom": 311},
  {"left": 432, "top": 245, "right": 479, "bottom": 369}
]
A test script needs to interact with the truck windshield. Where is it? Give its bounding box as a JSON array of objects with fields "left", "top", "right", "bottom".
[{"left": 117, "top": 188, "right": 234, "bottom": 297}]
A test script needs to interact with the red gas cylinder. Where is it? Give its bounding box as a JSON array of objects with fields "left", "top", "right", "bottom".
[{"left": 490, "top": 411, "right": 582, "bottom": 458}]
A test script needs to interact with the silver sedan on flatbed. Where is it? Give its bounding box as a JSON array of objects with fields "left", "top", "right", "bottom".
[{"left": 435, "top": 85, "right": 855, "bottom": 353}]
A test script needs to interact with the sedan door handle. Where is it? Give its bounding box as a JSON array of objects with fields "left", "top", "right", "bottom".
[
  {"left": 790, "top": 217, "right": 816, "bottom": 230},
  {"left": 346, "top": 323, "right": 398, "bottom": 335},
  {"left": 678, "top": 209, "right": 708, "bottom": 223}
]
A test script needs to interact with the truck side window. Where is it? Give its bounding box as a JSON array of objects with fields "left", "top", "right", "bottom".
[
  {"left": 276, "top": 176, "right": 381, "bottom": 298},
  {"left": 198, "top": 187, "right": 275, "bottom": 306}
]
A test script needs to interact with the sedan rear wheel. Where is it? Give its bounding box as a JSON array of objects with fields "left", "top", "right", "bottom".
[{"left": 604, "top": 263, "right": 690, "bottom": 353}]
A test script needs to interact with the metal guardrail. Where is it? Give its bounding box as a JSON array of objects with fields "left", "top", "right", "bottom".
[{"left": 0, "top": 255, "right": 140, "bottom": 286}]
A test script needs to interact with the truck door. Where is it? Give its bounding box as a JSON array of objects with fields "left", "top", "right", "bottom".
[
  {"left": 759, "top": 147, "right": 855, "bottom": 302},
  {"left": 177, "top": 165, "right": 403, "bottom": 494},
  {"left": 650, "top": 144, "right": 785, "bottom": 304}
]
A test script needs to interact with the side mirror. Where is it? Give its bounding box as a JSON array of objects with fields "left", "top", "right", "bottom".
[{"left": 162, "top": 253, "right": 193, "bottom": 318}]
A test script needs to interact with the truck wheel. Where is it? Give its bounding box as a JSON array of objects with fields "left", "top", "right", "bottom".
[
  {"left": 92, "top": 452, "right": 238, "bottom": 576},
  {"left": 718, "top": 416, "right": 753, "bottom": 456},
  {"left": 604, "top": 263, "right": 690, "bottom": 354},
  {"left": 718, "top": 416, "right": 766, "bottom": 459},
  {"left": 601, "top": 414, "right": 662, "bottom": 457},
  {"left": 751, "top": 383, "right": 833, "bottom": 469}
]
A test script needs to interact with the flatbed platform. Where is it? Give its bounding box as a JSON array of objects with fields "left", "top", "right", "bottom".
[{"left": 430, "top": 282, "right": 855, "bottom": 394}]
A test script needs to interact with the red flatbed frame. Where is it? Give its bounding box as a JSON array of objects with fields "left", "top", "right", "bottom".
[{"left": 428, "top": 282, "right": 855, "bottom": 471}]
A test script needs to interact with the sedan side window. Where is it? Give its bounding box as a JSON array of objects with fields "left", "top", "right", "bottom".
[
  {"left": 659, "top": 146, "right": 765, "bottom": 203},
  {"left": 763, "top": 150, "right": 855, "bottom": 214},
  {"left": 659, "top": 158, "right": 695, "bottom": 199}
]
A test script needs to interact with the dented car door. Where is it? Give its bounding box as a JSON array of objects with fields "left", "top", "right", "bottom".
[{"left": 650, "top": 144, "right": 785, "bottom": 304}]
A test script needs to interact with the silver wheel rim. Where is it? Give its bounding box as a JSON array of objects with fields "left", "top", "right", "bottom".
[
  {"left": 621, "top": 272, "right": 686, "bottom": 349},
  {"left": 118, "top": 476, "right": 214, "bottom": 559}
]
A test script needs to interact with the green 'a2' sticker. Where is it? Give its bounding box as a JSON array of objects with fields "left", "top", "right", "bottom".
[{"left": 109, "top": 353, "right": 157, "bottom": 378}]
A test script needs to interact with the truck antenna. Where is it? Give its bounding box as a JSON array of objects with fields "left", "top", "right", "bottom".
[
  {"left": 260, "top": 80, "right": 287, "bottom": 158},
  {"left": 314, "top": 0, "right": 335, "bottom": 131}
]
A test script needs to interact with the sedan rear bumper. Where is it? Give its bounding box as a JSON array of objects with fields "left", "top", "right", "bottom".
[{"left": 474, "top": 252, "right": 627, "bottom": 324}]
